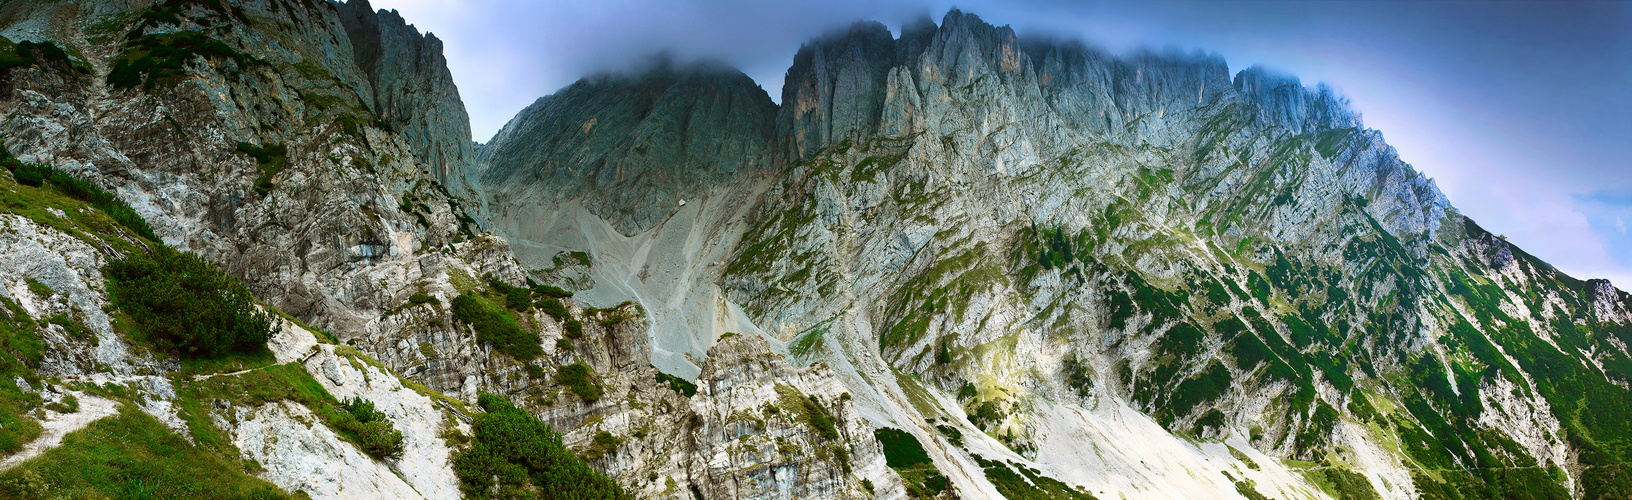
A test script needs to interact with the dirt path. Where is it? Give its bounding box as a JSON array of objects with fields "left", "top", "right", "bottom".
[{"left": 0, "top": 392, "right": 119, "bottom": 471}]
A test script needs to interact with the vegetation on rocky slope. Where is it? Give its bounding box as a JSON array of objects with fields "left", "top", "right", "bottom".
[
  {"left": 0, "top": 295, "right": 43, "bottom": 456},
  {"left": 105, "top": 246, "right": 274, "bottom": 359},
  {"left": 453, "top": 393, "right": 629, "bottom": 500},
  {"left": 452, "top": 293, "right": 542, "bottom": 361},
  {"left": 0, "top": 404, "right": 291, "bottom": 499},
  {"left": 2, "top": 147, "right": 157, "bottom": 243},
  {"left": 875, "top": 427, "right": 950, "bottom": 498}
]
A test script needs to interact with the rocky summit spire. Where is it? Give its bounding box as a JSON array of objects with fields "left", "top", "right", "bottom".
[{"left": 336, "top": 0, "right": 473, "bottom": 187}]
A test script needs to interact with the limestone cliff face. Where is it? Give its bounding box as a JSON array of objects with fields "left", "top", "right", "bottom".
[
  {"left": 705, "top": 8, "right": 1630, "bottom": 499},
  {"left": 8, "top": 1, "right": 1632, "bottom": 499},
  {"left": 476, "top": 58, "right": 778, "bottom": 235},
  {"left": 336, "top": 0, "right": 474, "bottom": 188},
  {"left": 0, "top": 2, "right": 903, "bottom": 498}
]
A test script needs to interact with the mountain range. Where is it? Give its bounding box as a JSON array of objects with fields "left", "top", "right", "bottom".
[{"left": 0, "top": 1, "right": 1626, "bottom": 499}]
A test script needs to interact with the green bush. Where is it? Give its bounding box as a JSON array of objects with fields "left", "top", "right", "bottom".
[
  {"left": 0, "top": 37, "right": 87, "bottom": 77},
  {"left": 557, "top": 363, "right": 603, "bottom": 402},
  {"left": 325, "top": 398, "right": 405, "bottom": 460},
  {"left": 655, "top": 372, "right": 696, "bottom": 397},
  {"left": 233, "top": 142, "right": 287, "bottom": 196},
  {"left": 451, "top": 294, "right": 541, "bottom": 361},
  {"left": 877, "top": 427, "right": 949, "bottom": 499},
  {"left": 534, "top": 284, "right": 573, "bottom": 298},
  {"left": 584, "top": 431, "right": 621, "bottom": 459},
  {"left": 537, "top": 297, "right": 569, "bottom": 321},
  {"left": 107, "top": 31, "right": 263, "bottom": 90},
  {"left": 564, "top": 319, "right": 583, "bottom": 339},
  {"left": 973, "top": 455, "right": 1096, "bottom": 500},
  {"left": 525, "top": 364, "right": 547, "bottom": 379},
  {"left": 506, "top": 287, "right": 531, "bottom": 312},
  {"left": 875, "top": 428, "right": 931, "bottom": 468},
  {"left": 104, "top": 246, "right": 272, "bottom": 358},
  {"left": 487, "top": 279, "right": 541, "bottom": 312},
  {"left": 453, "top": 393, "right": 629, "bottom": 500},
  {"left": 409, "top": 292, "right": 439, "bottom": 306},
  {"left": 11, "top": 163, "right": 41, "bottom": 187}
]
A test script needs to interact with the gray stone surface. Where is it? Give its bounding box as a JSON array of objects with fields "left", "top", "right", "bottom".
[{"left": 476, "top": 57, "right": 778, "bottom": 235}]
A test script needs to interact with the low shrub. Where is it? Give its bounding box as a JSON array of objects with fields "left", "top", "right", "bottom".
[
  {"left": 408, "top": 292, "right": 439, "bottom": 306},
  {"left": 452, "top": 394, "right": 629, "bottom": 499},
  {"left": 584, "top": 431, "right": 621, "bottom": 459},
  {"left": 534, "top": 284, "right": 573, "bottom": 298},
  {"left": 537, "top": 297, "right": 569, "bottom": 321},
  {"left": 104, "top": 246, "right": 272, "bottom": 359},
  {"left": 654, "top": 372, "right": 696, "bottom": 397},
  {"left": 233, "top": 142, "right": 286, "bottom": 196},
  {"left": 875, "top": 427, "right": 949, "bottom": 499},
  {"left": 107, "top": 31, "right": 264, "bottom": 90},
  {"left": 2, "top": 155, "right": 159, "bottom": 242},
  {"left": 450, "top": 294, "right": 540, "bottom": 361},
  {"left": 324, "top": 397, "right": 404, "bottom": 460}
]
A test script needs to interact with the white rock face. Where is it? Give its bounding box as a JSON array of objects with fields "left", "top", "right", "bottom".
[
  {"left": 226, "top": 400, "right": 427, "bottom": 500},
  {"left": 0, "top": 214, "right": 159, "bottom": 377},
  {"left": 305, "top": 343, "right": 462, "bottom": 500},
  {"left": 687, "top": 334, "right": 906, "bottom": 500}
]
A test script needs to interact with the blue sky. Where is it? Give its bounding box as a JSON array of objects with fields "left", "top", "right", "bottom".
[{"left": 369, "top": 0, "right": 1632, "bottom": 289}]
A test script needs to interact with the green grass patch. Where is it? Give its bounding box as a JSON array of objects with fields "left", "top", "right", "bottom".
[
  {"left": 3, "top": 151, "right": 159, "bottom": 243},
  {"left": 0, "top": 404, "right": 291, "bottom": 499},
  {"left": 0, "top": 296, "right": 42, "bottom": 455},
  {"left": 179, "top": 363, "right": 403, "bottom": 460}
]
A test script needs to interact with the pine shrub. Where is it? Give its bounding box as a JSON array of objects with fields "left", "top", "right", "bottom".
[{"left": 104, "top": 247, "right": 271, "bottom": 358}]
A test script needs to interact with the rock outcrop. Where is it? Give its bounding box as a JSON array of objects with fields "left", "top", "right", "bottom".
[{"left": 336, "top": 0, "right": 475, "bottom": 188}]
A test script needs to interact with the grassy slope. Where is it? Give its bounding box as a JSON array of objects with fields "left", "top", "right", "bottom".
[{"left": 0, "top": 404, "right": 292, "bottom": 499}]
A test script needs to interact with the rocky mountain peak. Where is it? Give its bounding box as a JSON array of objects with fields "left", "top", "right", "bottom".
[
  {"left": 1232, "top": 65, "right": 1361, "bottom": 134},
  {"left": 476, "top": 55, "right": 777, "bottom": 235},
  {"left": 336, "top": 0, "right": 473, "bottom": 187}
]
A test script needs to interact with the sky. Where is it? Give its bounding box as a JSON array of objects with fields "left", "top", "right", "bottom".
[{"left": 369, "top": 0, "right": 1632, "bottom": 289}]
